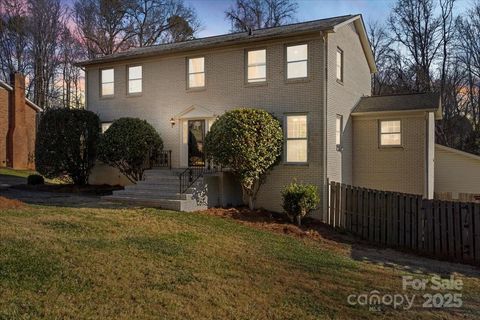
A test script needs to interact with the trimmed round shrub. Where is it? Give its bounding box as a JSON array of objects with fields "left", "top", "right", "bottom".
[
  {"left": 204, "top": 108, "right": 283, "bottom": 209},
  {"left": 27, "top": 174, "right": 45, "bottom": 185},
  {"left": 35, "top": 108, "right": 100, "bottom": 185},
  {"left": 281, "top": 182, "right": 320, "bottom": 226},
  {"left": 98, "top": 118, "right": 163, "bottom": 183}
]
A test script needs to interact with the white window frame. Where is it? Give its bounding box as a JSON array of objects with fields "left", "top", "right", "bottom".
[
  {"left": 284, "top": 114, "right": 308, "bottom": 164},
  {"left": 286, "top": 43, "right": 309, "bottom": 80},
  {"left": 187, "top": 56, "right": 205, "bottom": 89},
  {"left": 379, "top": 120, "right": 402, "bottom": 147},
  {"left": 127, "top": 65, "right": 142, "bottom": 95},
  {"left": 246, "top": 48, "right": 267, "bottom": 83},
  {"left": 336, "top": 114, "right": 343, "bottom": 150},
  {"left": 336, "top": 47, "right": 344, "bottom": 83},
  {"left": 100, "top": 68, "right": 114, "bottom": 97}
]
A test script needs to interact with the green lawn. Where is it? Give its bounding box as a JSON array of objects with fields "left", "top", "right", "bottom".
[
  {"left": 0, "top": 205, "right": 479, "bottom": 319},
  {"left": 0, "top": 167, "right": 37, "bottom": 179}
]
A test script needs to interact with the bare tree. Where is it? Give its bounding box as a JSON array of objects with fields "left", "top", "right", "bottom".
[
  {"left": 225, "top": 0, "right": 298, "bottom": 32},
  {"left": 28, "top": 0, "right": 65, "bottom": 109},
  {"left": 57, "top": 24, "right": 85, "bottom": 108},
  {"left": 368, "top": 20, "right": 395, "bottom": 94},
  {"left": 128, "top": 0, "right": 200, "bottom": 46},
  {"left": 388, "top": 0, "right": 442, "bottom": 92},
  {"left": 0, "top": 0, "right": 30, "bottom": 79},
  {"left": 74, "top": 0, "right": 136, "bottom": 58}
]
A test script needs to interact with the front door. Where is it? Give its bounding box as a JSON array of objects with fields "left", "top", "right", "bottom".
[{"left": 188, "top": 120, "right": 205, "bottom": 167}]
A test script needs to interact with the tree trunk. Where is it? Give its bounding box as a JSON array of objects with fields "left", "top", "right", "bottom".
[
  {"left": 248, "top": 195, "right": 255, "bottom": 210},
  {"left": 296, "top": 215, "right": 302, "bottom": 227}
]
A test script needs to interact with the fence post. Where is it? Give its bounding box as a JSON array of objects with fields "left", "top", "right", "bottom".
[{"left": 474, "top": 204, "right": 480, "bottom": 264}]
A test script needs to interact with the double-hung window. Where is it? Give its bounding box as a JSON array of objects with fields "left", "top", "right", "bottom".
[
  {"left": 247, "top": 49, "right": 266, "bottom": 83},
  {"left": 286, "top": 44, "right": 308, "bottom": 79},
  {"left": 100, "top": 68, "right": 114, "bottom": 97},
  {"left": 336, "top": 47, "right": 344, "bottom": 82},
  {"left": 128, "top": 65, "right": 142, "bottom": 94},
  {"left": 188, "top": 57, "right": 205, "bottom": 88},
  {"left": 285, "top": 114, "right": 308, "bottom": 163},
  {"left": 380, "top": 120, "right": 402, "bottom": 146}
]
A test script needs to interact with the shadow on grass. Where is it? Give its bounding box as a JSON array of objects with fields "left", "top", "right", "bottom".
[
  {"left": 0, "top": 187, "right": 128, "bottom": 209},
  {"left": 200, "top": 207, "right": 480, "bottom": 277}
]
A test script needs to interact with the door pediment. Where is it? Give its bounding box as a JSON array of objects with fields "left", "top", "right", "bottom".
[{"left": 175, "top": 105, "right": 216, "bottom": 119}]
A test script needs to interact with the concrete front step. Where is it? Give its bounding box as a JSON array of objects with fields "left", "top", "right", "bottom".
[
  {"left": 114, "top": 190, "right": 193, "bottom": 200},
  {"left": 102, "top": 195, "right": 206, "bottom": 212},
  {"left": 104, "top": 168, "right": 207, "bottom": 212},
  {"left": 140, "top": 175, "right": 180, "bottom": 182}
]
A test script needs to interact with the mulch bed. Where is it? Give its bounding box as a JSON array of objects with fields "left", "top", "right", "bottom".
[
  {"left": 0, "top": 196, "right": 25, "bottom": 209},
  {"left": 199, "top": 207, "right": 354, "bottom": 254},
  {"left": 12, "top": 184, "right": 124, "bottom": 196}
]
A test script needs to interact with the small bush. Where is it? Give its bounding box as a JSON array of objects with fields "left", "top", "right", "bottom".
[
  {"left": 281, "top": 182, "right": 320, "bottom": 226},
  {"left": 98, "top": 118, "right": 163, "bottom": 183},
  {"left": 27, "top": 174, "right": 44, "bottom": 185}
]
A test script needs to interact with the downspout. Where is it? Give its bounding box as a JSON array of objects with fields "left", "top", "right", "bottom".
[
  {"left": 322, "top": 32, "right": 329, "bottom": 222},
  {"left": 425, "top": 112, "right": 430, "bottom": 198}
]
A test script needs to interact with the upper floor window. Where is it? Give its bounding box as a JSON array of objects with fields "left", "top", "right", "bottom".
[
  {"left": 380, "top": 120, "right": 401, "bottom": 146},
  {"left": 336, "top": 115, "right": 343, "bottom": 148},
  {"left": 128, "top": 65, "right": 142, "bottom": 94},
  {"left": 336, "top": 47, "right": 344, "bottom": 82},
  {"left": 247, "top": 49, "right": 266, "bottom": 83},
  {"left": 100, "top": 68, "right": 114, "bottom": 97},
  {"left": 188, "top": 57, "right": 205, "bottom": 88},
  {"left": 286, "top": 44, "right": 308, "bottom": 79},
  {"left": 285, "top": 114, "right": 308, "bottom": 163}
]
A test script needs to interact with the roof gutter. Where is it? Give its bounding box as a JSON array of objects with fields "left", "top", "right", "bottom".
[
  {"left": 351, "top": 108, "right": 442, "bottom": 119},
  {"left": 77, "top": 29, "right": 334, "bottom": 68}
]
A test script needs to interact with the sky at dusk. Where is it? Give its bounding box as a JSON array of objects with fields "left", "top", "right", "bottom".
[
  {"left": 185, "top": 0, "right": 471, "bottom": 37},
  {"left": 61, "top": 0, "right": 472, "bottom": 37}
]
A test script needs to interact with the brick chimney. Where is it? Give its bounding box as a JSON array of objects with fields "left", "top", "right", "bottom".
[{"left": 6, "top": 73, "right": 29, "bottom": 169}]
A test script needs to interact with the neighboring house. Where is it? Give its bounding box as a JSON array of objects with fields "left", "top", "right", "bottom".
[
  {"left": 0, "top": 73, "right": 42, "bottom": 170},
  {"left": 78, "top": 14, "right": 476, "bottom": 215}
]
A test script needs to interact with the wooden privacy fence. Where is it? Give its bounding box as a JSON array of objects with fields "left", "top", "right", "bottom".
[{"left": 327, "top": 181, "right": 480, "bottom": 265}]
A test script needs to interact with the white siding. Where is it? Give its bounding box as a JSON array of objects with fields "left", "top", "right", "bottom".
[{"left": 435, "top": 144, "right": 480, "bottom": 198}]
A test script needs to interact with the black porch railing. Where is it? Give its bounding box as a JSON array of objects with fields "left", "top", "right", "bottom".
[
  {"left": 179, "top": 164, "right": 220, "bottom": 194},
  {"left": 145, "top": 150, "right": 172, "bottom": 170}
]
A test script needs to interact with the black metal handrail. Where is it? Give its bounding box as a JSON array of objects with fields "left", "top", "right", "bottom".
[
  {"left": 151, "top": 150, "right": 172, "bottom": 169},
  {"left": 179, "top": 165, "right": 220, "bottom": 194}
]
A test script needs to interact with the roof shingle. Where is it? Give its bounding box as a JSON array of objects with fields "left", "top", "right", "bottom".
[
  {"left": 352, "top": 92, "right": 441, "bottom": 114},
  {"left": 78, "top": 14, "right": 356, "bottom": 67}
]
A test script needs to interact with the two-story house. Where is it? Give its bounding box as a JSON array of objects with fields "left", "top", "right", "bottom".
[{"left": 79, "top": 14, "right": 463, "bottom": 217}]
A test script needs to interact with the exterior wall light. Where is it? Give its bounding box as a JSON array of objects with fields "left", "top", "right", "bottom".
[{"left": 170, "top": 118, "right": 176, "bottom": 127}]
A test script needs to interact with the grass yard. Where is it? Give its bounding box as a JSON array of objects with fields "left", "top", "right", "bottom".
[
  {"left": 0, "top": 205, "right": 479, "bottom": 319},
  {"left": 0, "top": 168, "right": 59, "bottom": 184},
  {"left": 0, "top": 168, "right": 37, "bottom": 179}
]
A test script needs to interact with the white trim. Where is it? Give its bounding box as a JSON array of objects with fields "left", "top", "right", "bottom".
[
  {"left": 26, "top": 99, "right": 42, "bottom": 112},
  {"left": 332, "top": 15, "right": 377, "bottom": 73},
  {"left": 0, "top": 79, "right": 42, "bottom": 112},
  {"left": 0, "top": 80, "right": 13, "bottom": 91},
  {"left": 351, "top": 109, "right": 438, "bottom": 117},
  {"left": 175, "top": 104, "right": 216, "bottom": 119}
]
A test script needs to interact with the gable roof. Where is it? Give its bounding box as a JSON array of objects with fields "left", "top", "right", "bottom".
[
  {"left": 77, "top": 14, "right": 376, "bottom": 72},
  {"left": 0, "top": 79, "right": 43, "bottom": 112},
  {"left": 435, "top": 144, "right": 480, "bottom": 162},
  {"left": 352, "top": 92, "right": 441, "bottom": 118}
]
